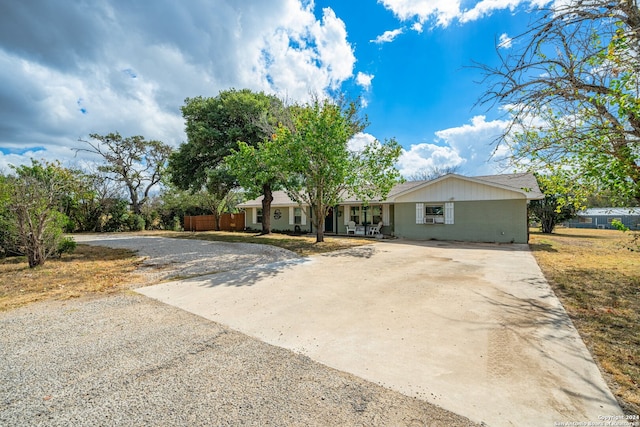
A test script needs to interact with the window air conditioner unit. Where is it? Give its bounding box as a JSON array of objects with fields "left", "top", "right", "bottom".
[{"left": 424, "top": 218, "right": 435, "bottom": 224}]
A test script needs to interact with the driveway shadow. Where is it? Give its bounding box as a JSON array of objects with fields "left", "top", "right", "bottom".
[{"left": 181, "top": 258, "right": 310, "bottom": 288}]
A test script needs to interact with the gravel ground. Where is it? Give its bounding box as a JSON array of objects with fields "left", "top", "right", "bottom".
[
  {"left": 1, "top": 235, "right": 478, "bottom": 426},
  {"left": 72, "top": 234, "right": 300, "bottom": 284}
]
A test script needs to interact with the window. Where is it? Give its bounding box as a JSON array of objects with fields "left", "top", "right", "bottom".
[
  {"left": 416, "top": 202, "right": 453, "bottom": 225},
  {"left": 350, "top": 206, "right": 361, "bottom": 224},
  {"left": 371, "top": 205, "right": 382, "bottom": 225},
  {"left": 579, "top": 217, "right": 592, "bottom": 224},
  {"left": 256, "top": 208, "right": 263, "bottom": 224},
  {"left": 607, "top": 217, "right": 622, "bottom": 224},
  {"left": 294, "top": 207, "right": 302, "bottom": 225},
  {"left": 425, "top": 205, "right": 444, "bottom": 224}
]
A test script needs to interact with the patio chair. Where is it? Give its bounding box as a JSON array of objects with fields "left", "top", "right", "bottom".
[
  {"left": 346, "top": 221, "right": 356, "bottom": 235},
  {"left": 368, "top": 221, "right": 383, "bottom": 235}
]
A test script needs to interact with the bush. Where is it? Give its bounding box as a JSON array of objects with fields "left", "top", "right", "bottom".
[
  {"left": 128, "top": 214, "right": 146, "bottom": 231},
  {"left": 57, "top": 237, "right": 77, "bottom": 257}
]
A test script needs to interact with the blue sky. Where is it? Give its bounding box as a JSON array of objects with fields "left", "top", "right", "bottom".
[{"left": 0, "top": 0, "right": 552, "bottom": 177}]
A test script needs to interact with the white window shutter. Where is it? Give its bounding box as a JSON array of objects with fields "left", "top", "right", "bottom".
[
  {"left": 289, "top": 207, "right": 294, "bottom": 225},
  {"left": 445, "top": 202, "right": 454, "bottom": 224},
  {"left": 416, "top": 203, "right": 424, "bottom": 224},
  {"left": 301, "top": 207, "right": 307, "bottom": 225},
  {"left": 382, "top": 204, "right": 390, "bottom": 226},
  {"left": 343, "top": 204, "right": 350, "bottom": 225},
  {"left": 252, "top": 207, "right": 257, "bottom": 224}
]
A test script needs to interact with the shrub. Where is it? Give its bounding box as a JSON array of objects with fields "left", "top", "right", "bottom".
[{"left": 57, "top": 237, "right": 77, "bottom": 257}]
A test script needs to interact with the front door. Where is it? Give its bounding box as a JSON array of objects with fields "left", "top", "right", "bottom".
[{"left": 325, "top": 207, "right": 334, "bottom": 232}]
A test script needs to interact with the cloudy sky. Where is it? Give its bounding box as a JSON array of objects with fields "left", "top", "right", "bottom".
[{"left": 0, "top": 0, "right": 554, "bottom": 177}]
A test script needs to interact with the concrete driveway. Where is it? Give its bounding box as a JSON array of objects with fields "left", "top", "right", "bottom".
[{"left": 137, "top": 240, "right": 622, "bottom": 426}]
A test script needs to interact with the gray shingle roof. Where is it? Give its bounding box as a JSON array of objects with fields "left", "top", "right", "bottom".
[{"left": 236, "top": 172, "right": 543, "bottom": 208}]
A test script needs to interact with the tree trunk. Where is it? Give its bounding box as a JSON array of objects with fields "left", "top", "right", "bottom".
[
  {"left": 27, "top": 234, "right": 45, "bottom": 268},
  {"left": 315, "top": 205, "right": 324, "bottom": 243},
  {"left": 212, "top": 210, "right": 220, "bottom": 231},
  {"left": 261, "top": 183, "right": 273, "bottom": 235},
  {"left": 128, "top": 184, "right": 142, "bottom": 215}
]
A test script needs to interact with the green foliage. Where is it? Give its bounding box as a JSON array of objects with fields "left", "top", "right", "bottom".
[
  {"left": 529, "top": 172, "right": 587, "bottom": 234},
  {"left": 480, "top": 2, "right": 640, "bottom": 205},
  {"left": 4, "top": 160, "right": 76, "bottom": 267},
  {"left": 610, "top": 219, "right": 629, "bottom": 232},
  {"left": 170, "top": 89, "right": 280, "bottom": 191},
  {"left": 102, "top": 200, "right": 147, "bottom": 232},
  {"left": 56, "top": 237, "right": 77, "bottom": 257},
  {"left": 172, "top": 89, "right": 283, "bottom": 233},
  {"left": 271, "top": 97, "right": 402, "bottom": 242}
]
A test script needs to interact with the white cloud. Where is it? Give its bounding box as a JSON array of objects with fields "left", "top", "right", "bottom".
[
  {"left": 348, "top": 132, "right": 377, "bottom": 152},
  {"left": 459, "top": 0, "right": 520, "bottom": 23},
  {"left": 398, "top": 143, "right": 465, "bottom": 177},
  {"left": 0, "top": 0, "right": 357, "bottom": 169},
  {"left": 371, "top": 28, "right": 404, "bottom": 44},
  {"left": 411, "top": 22, "right": 424, "bottom": 33},
  {"left": 498, "top": 33, "right": 513, "bottom": 49},
  {"left": 378, "top": 0, "right": 462, "bottom": 27},
  {"left": 397, "top": 115, "right": 511, "bottom": 178},
  {"left": 356, "top": 72, "right": 374, "bottom": 90},
  {"left": 378, "top": 0, "right": 554, "bottom": 27}
]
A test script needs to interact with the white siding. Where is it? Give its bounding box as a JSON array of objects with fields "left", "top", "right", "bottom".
[{"left": 396, "top": 176, "right": 524, "bottom": 202}]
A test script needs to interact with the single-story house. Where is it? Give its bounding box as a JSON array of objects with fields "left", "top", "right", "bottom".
[
  {"left": 236, "top": 173, "right": 544, "bottom": 243},
  {"left": 563, "top": 207, "right": 640, "bottom": 230}
]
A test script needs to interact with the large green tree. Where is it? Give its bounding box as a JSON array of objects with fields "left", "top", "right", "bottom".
[
  {"left": 271, "top": 97, "right": 402, "bottom": 243},
  {"left": 169, "top": 89, "right": 283, "bottom": 233},
  {"left": 479, "top": 0, "right": 640, "bottom": 204},
  {"left": 78, "top": 132, "right": 172, "bottom": 215}
]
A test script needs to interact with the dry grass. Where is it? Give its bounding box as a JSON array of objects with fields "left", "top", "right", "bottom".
[
  {"left": 145, "top": 230, "right": 375, "bottom": 257},
  {"left": 0, "top": 244, "right": 142, "bottom": 312},
  {"left": 529, "top": 227, "right": 640, "bottom": 415}
]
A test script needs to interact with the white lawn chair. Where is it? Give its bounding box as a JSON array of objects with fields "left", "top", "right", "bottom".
[
  {"left": 368, "top": 221, "right": 383, "bottom": 235},
  {"left": 346, "top": 221, "right": 356, "bottom": 235}
]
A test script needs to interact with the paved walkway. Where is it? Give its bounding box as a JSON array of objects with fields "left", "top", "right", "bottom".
[{"left": 137, "top": 240, "right": 623, "bottom": 426}]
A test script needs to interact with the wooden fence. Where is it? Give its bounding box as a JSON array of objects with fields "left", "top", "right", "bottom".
[{"left": 183, "top": 212, "right": 245, "bottom": 232}]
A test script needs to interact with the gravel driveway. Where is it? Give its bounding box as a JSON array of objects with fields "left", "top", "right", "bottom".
[
  {"left": 0, "top": 235, "right": 477, "bottom": 426},
  {"left": 72, "top": 234, "right": 300, "bottom": 283}
]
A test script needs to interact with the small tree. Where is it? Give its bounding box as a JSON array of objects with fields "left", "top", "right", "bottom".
[
  {"left": 273, "top": 98, "right": 402, "bottom": 243},
  {"left": 529, "top": 172, "right": 587, "bottom": 234},
  {"left": 5, "top": 160, "right": 76, "bottom": 267},
  {"left": 78, "top": 132, "right": 172, "bottom": 215},
  {"left": 226, "top": 137, "right": 283, "bottom": 234}
]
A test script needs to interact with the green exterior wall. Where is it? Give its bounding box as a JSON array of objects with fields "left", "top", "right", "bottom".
[{"left": 393, "top": 199, "right": 528, "bottom": 243}]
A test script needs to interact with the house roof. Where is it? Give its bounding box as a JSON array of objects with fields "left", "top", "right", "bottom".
[
  {"left": 236, "top": 172, "right": 543, "bottom": 208},
  {"left": 475, "top": 173, "right": 544, "bottom": 199},
  {"left": 390, "top": 173, "right": 543, "bottom": 201},
  {"left": 577, "top": 207, "right": 640, "bottom": 216}
]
